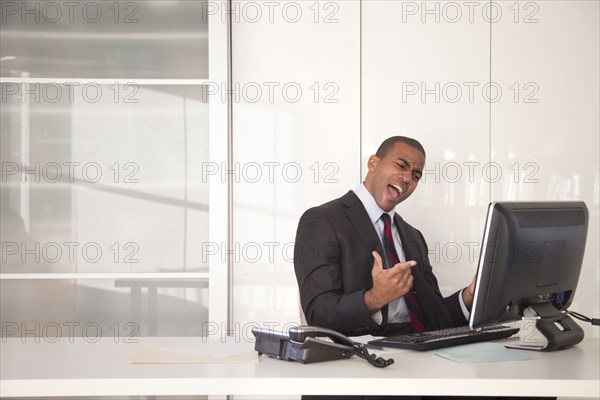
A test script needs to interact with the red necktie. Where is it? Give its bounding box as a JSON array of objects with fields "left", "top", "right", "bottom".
[{"left": 380, "top": 213, "right": 428, "bottom": 333}]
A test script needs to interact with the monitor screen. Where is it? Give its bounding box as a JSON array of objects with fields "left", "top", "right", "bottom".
[{"left": 469, "top": 201, "right": 589, "bottom": 340}]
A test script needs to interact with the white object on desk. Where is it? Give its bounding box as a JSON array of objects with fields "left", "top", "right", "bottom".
[
  {"left": 433, "top": 342, "right": 540, "bottom": 363},
  {"left": 130, "top": 337, "right": 257, "bottom": 363}
]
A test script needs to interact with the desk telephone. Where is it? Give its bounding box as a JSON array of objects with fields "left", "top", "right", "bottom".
[{"left": 252, "top": 325, "right": 394, "bottom": 368}]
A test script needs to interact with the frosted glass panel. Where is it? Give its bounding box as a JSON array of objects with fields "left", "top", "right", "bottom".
[
  {"left": 0, "top": 0, "right": 208, "bottom": 79},
  {"left": 1, "top": 0, "right": 227, "bottom": 340},
  {"left": 1, "top": 84, "right": 209, "bottom": 274},
  {"left": 1, "top": 279, "right": 208, "bottom": 337}
]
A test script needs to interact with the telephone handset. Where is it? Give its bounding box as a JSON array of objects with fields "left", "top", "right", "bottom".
[
  {"left": 252, "top": 325, "right": 394, "bottom": 368},
  {"left": 288, "top": 326, "right": 355, "bottom": 344}
]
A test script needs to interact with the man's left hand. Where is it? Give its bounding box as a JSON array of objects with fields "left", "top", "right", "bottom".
[{"left": 462, "top": 274, "right": 476, "bottom": 310}]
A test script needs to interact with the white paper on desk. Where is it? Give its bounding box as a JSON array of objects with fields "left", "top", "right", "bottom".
[
  {"left": 129, "top": 338, "right": 258, "bottom": 364},
  {"left": 433, "top": 342, "right": 540, "bottom": 363},
  {"left": 162, "top": 338, "right": 254, "bottom": 358}
]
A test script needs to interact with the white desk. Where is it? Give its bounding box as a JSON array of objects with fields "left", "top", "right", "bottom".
[{"left": 1, "top": 336, "right": 598, "bottom": 398}]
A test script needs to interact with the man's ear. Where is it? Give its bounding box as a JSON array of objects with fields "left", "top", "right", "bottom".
[{"left": 367, "top": 155, "right": 380, "bottom": 172}]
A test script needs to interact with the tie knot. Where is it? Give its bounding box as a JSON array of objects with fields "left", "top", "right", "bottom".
[{"left": 380, "top": 213, "right": 392, "bottom": 225}]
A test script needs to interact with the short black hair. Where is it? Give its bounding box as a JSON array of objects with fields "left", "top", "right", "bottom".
[{"left": 375, "top": 136, "right": 426, "bottom": 159}]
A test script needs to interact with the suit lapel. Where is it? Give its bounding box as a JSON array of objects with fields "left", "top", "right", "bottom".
[
  {"left": 394, "top": 214, "right": 420, "bottom": 264},
  {"left": 342, "top": 191, "right": 382, "bottom": 256},
  {"left": 394, "top": 214, "right": 427, "bottom": 286}
]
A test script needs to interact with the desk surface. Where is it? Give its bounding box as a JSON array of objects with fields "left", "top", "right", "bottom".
[{"left": 1, "top": 335, "right": 599, "bottom": 398}]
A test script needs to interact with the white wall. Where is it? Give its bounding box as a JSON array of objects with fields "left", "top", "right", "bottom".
[
  {"left": 232, "top": 0, "right": 599, "bottom": 337},
  {"left": 490, "top": 0, "right": 599, "bottom": 337},
  {"left": 232, "top": 1, "right": 360, "bottom": 329},
  {"left": 362, "top": 0, "right": 491, "bottom": 300}
]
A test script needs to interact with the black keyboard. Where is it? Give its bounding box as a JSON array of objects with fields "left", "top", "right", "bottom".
[{"left": 368, "top": 325, "right": 520, "bottom": 351}]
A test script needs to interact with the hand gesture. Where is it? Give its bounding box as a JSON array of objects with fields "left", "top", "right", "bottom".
[{"left": 364, "top": 251, "right": 416, "bottom": 314}]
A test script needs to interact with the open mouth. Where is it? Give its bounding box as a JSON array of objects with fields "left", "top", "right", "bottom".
[{"left": 387, "top": 184, "right": 403, "bottom": 200}]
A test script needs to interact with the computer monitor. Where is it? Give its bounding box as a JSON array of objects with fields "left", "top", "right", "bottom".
[{"left": 469, "top": 201, "right": 589, "bottom": 351}]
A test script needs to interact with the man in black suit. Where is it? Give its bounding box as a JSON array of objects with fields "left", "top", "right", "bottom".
[
  {"left": 294, "top": 136, "right": 474, "bottom": 337},
  {"left": 293, "top": 136, "right": 554, "bottom": 400}
]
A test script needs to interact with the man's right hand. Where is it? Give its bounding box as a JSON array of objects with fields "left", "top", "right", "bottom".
[{"left": 363, "top": 251, "right": 416, "bottom": 315}]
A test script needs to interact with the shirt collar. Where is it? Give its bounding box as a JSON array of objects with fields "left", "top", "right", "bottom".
[{"left": 353, "top": 183, "right": 396, "bottom": 225}]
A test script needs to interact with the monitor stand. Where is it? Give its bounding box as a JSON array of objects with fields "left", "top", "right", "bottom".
[{"left": 506, "top": 303, "right": 585, "bottom": 351}]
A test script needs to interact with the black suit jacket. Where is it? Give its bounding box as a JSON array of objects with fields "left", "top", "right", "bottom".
[{"left": 294, "top": 191, "right": 468, "bottom": 336}]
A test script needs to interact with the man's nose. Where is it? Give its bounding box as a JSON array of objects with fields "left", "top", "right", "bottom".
[{"left": 400, "top": 171, "right": 411, "bottom": 182}]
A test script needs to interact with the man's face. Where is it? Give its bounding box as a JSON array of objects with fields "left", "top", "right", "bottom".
[{"left": 364, "top": 142, "right": 425, "bottom": 212}]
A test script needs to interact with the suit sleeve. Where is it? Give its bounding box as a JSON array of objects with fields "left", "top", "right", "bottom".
[{"left": 293, "top": 208, "right": 380, "bottom": 335}]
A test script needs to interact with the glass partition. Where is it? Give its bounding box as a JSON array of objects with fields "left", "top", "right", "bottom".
[{"left": 0, "top": 0, "right": 225, "bottom": 338}]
